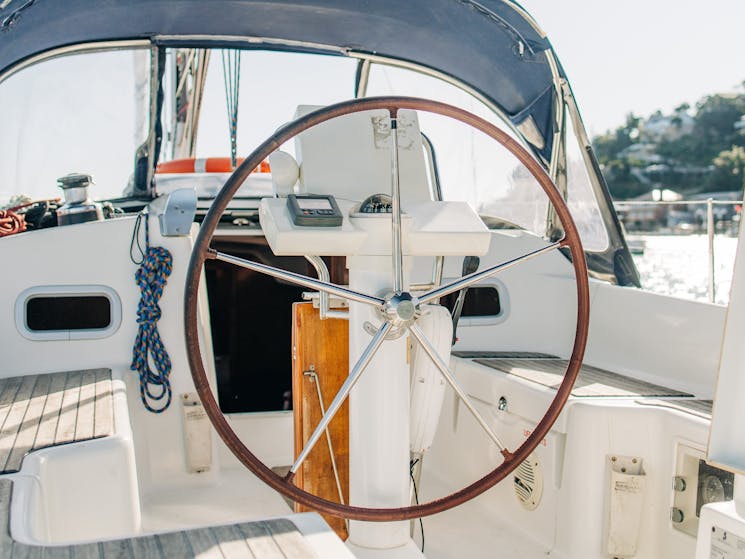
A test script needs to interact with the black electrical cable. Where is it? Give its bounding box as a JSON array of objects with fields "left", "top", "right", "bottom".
[
  {"left": 129, "top": 211, "right": 147, "bottom": 265},
  {"left": 410, "top": 459, "right": 425, "bottom": 552}
]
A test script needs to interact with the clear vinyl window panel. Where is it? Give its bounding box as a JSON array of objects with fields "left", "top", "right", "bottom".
[
  {"left": 364, "top": 63, "right": 612, "bottom": 251},
  {"left": 0, "top": 49, "right": 150, "bottom": 203},
  {"left": 565, "top": 112, "right": 610, "bottom": 251},
  {"left": 364, "top": 63, "right": 549, "bottom": 237},
  {"left": 160, "top": 49, "right": 358, "bottom": 163}
]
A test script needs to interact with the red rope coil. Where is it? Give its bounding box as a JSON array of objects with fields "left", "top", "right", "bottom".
[{"left": 0, "top": 209, "right": 27, "bottom": 237}]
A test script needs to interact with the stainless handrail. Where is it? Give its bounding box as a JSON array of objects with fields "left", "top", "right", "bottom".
[
  {"left": 613, "top": 199, "right": 743, "bottom": 303},
  {"left": 613, "top": 200, "right": 743, "bottom": 206}
]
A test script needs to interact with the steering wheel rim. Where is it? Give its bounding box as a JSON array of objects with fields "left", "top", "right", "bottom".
[{"left": 184, "top": 96, "right": 590, "bottom": 521}]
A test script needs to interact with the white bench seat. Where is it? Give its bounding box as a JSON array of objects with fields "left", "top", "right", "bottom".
[{"left": 0, "top": 479, "right": 324, "bottom": 558}]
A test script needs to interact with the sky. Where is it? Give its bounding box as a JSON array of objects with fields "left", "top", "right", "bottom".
[{"left": 520, "top": 0, "right": 745, "bottom": 135}]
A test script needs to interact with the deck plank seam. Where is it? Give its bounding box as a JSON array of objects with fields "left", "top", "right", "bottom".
[{"left": 0, "top": 376, "right": 40, "bottom": 474}]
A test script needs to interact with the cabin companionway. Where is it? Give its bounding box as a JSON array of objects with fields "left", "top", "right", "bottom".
[{"left": 1, "top": 2, "right": 744, "bottom": 558}]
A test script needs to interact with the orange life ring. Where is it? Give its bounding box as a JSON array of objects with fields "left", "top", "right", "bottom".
[{"left": 155, "top": 157, "right": 270, "bottom": 174}]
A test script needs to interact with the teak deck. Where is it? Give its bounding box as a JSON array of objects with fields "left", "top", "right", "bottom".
[
  {"left": 473, "top": 358, "right": 693, "bottom": 398},
  {"left": 0, "top": 370, "right": 321, "bottom": 558},
  {"left": 0, "top": 369, "right": 114, "bottom": 474}
]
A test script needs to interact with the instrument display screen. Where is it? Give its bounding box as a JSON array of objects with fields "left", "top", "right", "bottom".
[
  {"left": 296, "top": 198, "right": 333, "bottom": 210},
  {"left": 287, "top": 194, "right": 343, "bottom": 227}
]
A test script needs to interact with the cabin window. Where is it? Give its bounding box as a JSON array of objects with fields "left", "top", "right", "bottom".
[
  {"left": 26, "top": 296, "right": 111, "bottom": 331},
  {"left": 441, "top": 286, "right": 502, "bottom": 318},
  {"left": 15, "top": 285, "right": 122, "bottom": 341}
]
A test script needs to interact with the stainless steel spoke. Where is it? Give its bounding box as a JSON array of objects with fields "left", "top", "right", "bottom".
[
  {"left": 213, "top": 251, "right": 384, "bottom": 307},
  {"left": 418, "top": 241, "right": 562, "bottom": 305},
  {"left": 290, "top": 321, "right": 393, "bottom": 474},
  {"left": 390, "top": 114, "right": 404, "bottom": 293},
  {"left": 408, "top": 324, "right": 507, "bottom": 451}
]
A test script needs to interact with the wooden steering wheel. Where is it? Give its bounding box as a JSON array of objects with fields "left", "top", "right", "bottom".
[{"left": 184, "top": 96, "right": 590, "bottom": 521}]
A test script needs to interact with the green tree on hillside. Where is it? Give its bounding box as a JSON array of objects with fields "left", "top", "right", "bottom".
[
  {"left": 593, "top": 113, "right": 644, "bottom": 199},
  {"left": 658, "top": 94, "right": 745, "bottom": 167},
  {"left": 710, "top": 146, "right": 745, "bottom": 191},
  {"left": 593, "top": 113, "right": 641, "bottom": 162},
  {"left": 592, "top": 88, "right": 745, "bottom": 198}
]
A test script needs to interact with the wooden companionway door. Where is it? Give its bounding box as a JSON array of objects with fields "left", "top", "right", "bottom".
[{"left": 291, "top": 302, "right": 349, "bottom": 539}]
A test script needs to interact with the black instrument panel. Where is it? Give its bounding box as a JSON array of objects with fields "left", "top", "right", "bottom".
[{"left": 287, "top": 194, "right": 343, "bottom": 227}]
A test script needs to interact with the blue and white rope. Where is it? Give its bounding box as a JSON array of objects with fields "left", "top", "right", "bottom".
[{"left": 130, "top": 212, "right": 174, "bottom": 413}]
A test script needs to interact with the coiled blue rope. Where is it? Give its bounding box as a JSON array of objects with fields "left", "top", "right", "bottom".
[{"left": 130, "top": 212, "right": 174, "bottom": 413}]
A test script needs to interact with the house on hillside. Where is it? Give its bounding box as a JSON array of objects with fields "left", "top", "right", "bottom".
[{"left": 640, "top": 107, "right": 695, "bottom": 143}]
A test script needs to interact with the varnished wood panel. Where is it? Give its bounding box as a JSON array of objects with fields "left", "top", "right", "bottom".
[{"left": 291, "top": 302, "right": 349, "bottom": 540}]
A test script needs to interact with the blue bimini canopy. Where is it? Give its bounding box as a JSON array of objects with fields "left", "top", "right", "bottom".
[{"left": 0, "top": 0, "right": 564, "bottom": 162}]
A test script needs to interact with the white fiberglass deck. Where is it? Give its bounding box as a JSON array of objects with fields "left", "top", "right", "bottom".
[{"left": 0, "top": 479, "right": 321, "bottom": 559}]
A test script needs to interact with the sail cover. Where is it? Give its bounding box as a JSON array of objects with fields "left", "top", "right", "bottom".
[{"left": 0, "top": 0, "right": 561, "bottom": 161}]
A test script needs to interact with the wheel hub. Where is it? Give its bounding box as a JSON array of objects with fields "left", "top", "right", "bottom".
[{"left": 381, "top": 291, "right": 421, "bottom": 329}]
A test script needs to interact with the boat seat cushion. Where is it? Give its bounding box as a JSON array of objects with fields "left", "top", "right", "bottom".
[{"left": 293, "top": 105, "right": 432, "bottom": 206}]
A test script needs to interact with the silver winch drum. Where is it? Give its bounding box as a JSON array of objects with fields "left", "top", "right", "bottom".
[{"left": 56, "top": 173, "right": 104, "bottom": 226}]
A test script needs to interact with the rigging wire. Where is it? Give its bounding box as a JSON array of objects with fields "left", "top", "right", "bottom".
[{"left": 222, "top": 49, "right": 241, "bottom": 169}]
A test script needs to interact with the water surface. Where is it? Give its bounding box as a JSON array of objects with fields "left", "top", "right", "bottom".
[{"left": 630, "top": 234, "right": 738, "bottom": 305}]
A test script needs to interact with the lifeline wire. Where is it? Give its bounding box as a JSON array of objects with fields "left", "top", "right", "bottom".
[{"left": 130, "top": 211, "right": 174, "bottom": 413}]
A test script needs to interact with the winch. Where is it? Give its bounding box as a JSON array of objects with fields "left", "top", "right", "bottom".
[{"left": 56, "top": 173, "right": 103, "bottom": 226}]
